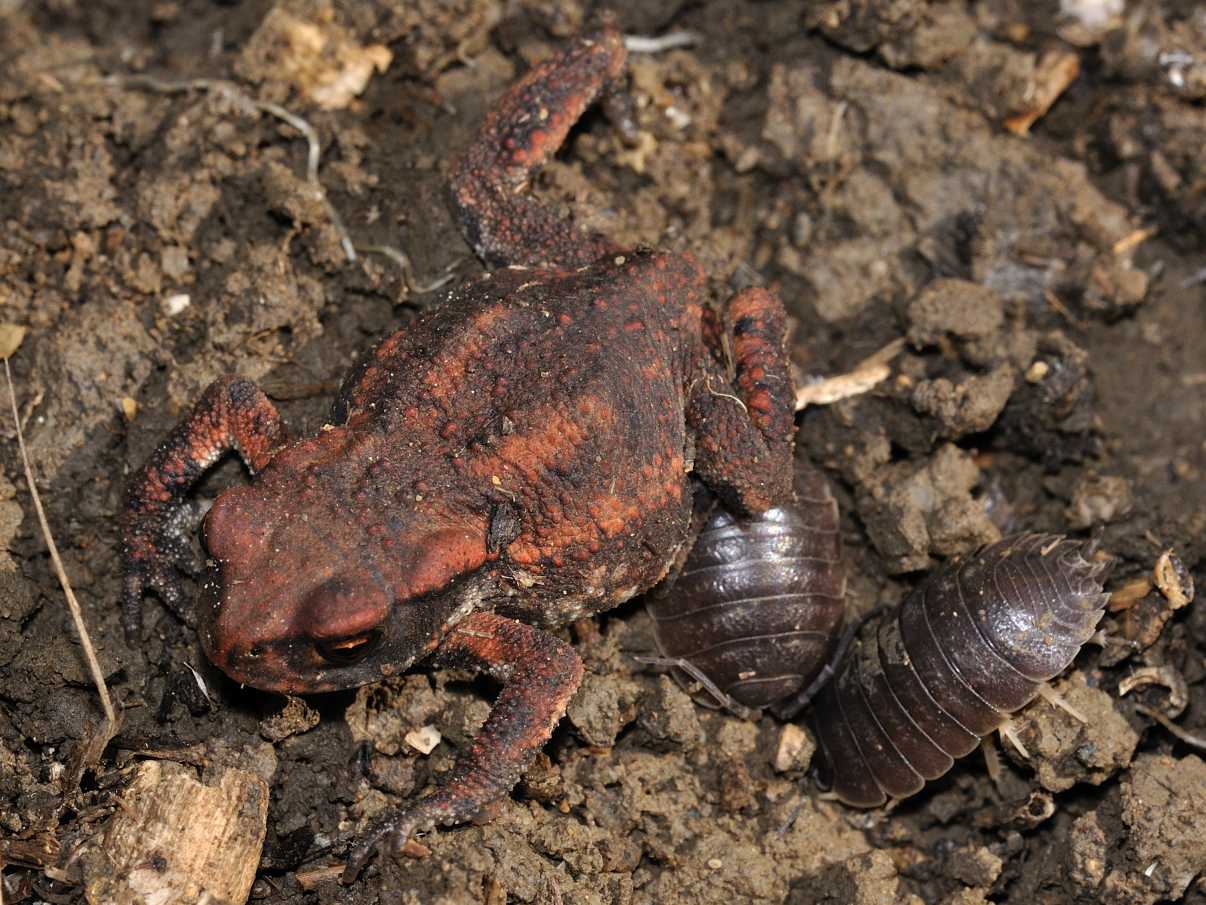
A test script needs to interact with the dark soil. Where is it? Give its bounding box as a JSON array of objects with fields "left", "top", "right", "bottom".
[{"left": 1, "top": 1, "right": 1204, "bottom": 903}]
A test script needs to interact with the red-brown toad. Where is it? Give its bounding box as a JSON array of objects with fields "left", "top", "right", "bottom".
[{"left": 121, "top": 25, "right": 795, "bottom": 880}]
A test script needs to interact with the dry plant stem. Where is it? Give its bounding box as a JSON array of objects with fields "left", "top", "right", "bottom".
[
  {"left": 3, "top": 360, "right": 115, "bottom": 730},
  {"left": 794, "top": 338, "right": 903, "bottom": 411}
]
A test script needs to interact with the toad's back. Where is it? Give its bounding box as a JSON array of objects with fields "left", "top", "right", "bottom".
[{"left": 329, "top": 250, "right": 709, "bottom": 622}]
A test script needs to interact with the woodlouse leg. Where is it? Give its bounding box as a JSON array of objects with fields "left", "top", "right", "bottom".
[
  {"left": 1037, "top": 684, "right": 1089, "bottom": 723},
  {"left": 121, "top": 376, "right": 287, "bottom": 640},
  {"left": 342, "top": 612, "right": 583, "bottom": 883},
  {"left": 632, "top": 653, "right": 759, "bottom": 720},
  {"left": 771, "top": 605, "right": 885, "bottom": 721},
  {"left": 688, "top": 287, "right": 795, "bottom": 514},
  {"left": 448, "top": 25, "right": 627, "bottom": 268}
]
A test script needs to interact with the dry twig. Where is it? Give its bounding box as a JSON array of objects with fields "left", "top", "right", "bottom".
[{"left": 3, "top": 360, "right": 116, "bottom": 734}]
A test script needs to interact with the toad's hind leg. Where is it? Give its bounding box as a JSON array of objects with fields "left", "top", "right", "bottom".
[
  {"left": 688, "top": 287, "right": 795, "bottom": 515},
  {"left": 449, "top": 26, "right": 627, "bottom": 269}
]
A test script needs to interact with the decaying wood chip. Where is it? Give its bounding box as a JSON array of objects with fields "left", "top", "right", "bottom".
[
  {"left": 80, "top": 760, "right": 268, "bottom": 905},
  {"left": 296, "top": 864, "right": 345, "bottom": 892},
  {"left": 1004, "top": 50, "right": 1081, "bottom": 135}
]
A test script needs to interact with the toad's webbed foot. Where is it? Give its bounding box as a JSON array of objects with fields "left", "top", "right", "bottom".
[{"left": 121, "top": 376, "right": 287, "bottom": 640}]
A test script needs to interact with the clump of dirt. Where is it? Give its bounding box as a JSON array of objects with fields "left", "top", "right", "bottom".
[{"left": 1, "top": 1, "right": 1204, "bottom": 904}]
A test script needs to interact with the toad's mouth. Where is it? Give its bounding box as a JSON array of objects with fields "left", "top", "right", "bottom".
[{"left": 199, "top": 562, "right": 495, "bottom": 693}]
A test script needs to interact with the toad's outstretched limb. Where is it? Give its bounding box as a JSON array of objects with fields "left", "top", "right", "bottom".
[
  {"left": 689, "top": 286, "right": 795, "bottom": 514},
  {"left": 449, "top": 25, "right": 627, "bottom": 269},
  {"left": 121, "top": 376, "right": 287, "bottom": 639},
  {"left": 342, "top": 612, "right": 584, "bottom": 882}
]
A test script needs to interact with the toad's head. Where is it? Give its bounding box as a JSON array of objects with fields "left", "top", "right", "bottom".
[{"left": 197, "top": 438, "right": 492, "bottom": 694}]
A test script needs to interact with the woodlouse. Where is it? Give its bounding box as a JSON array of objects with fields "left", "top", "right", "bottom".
[
  {"left": 646, "top": 463, "right": 847, "bottom": 716},
  {"left": 810, "top": 533, "right": 1112, "bottom": 806}
]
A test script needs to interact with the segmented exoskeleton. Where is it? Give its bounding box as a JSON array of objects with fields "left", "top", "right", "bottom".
[
  {"left": 647, "top": 464, "right": 846, "bottom": 716},
  {"left": 810, "top": 534, "right": 1112, "bottom": 806}
]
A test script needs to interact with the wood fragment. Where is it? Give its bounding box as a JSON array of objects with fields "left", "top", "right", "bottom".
[
  {"left": 794, "top": 339, "right": 902, "bottom": 411},
  {"left": 1004, "top": 50, "right": 1081, "bottom": 135},
  {"left": 1112, "top": 226, "right": 1157, "bottom": 256},
  {"left": 1107, "top": 576, "right": 1152, "bottom": 612},
  {"left": 296, "top": 864, "right": 345, "bottom": 891},
  {"left": 80, "top": 760, "right": 268, "bottom": 905}
]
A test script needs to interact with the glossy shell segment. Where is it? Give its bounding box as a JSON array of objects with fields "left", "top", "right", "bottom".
[
  {"left": 649, "top": 464, "right": 846, "bottom": 711},
  {"left": 811, "top": 533, "right": 1111, "bottom": 806}
]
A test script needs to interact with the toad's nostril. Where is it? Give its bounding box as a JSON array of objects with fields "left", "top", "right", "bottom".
[{"left": 314, "top": 629, "right": 382, "bottom": 666}]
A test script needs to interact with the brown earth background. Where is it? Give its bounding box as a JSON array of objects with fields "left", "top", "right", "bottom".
[{"left": 1, "top": 1, "right": 1204, "bottom": 903}]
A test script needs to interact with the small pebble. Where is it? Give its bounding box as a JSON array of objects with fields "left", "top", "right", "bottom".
[
  {"left": 404, "top": 725, "right": 441, "bottom": 755},
  {"left": 163, "top": 293, "right": 191, "bottom": 316},
  {"left": 773, "top": 723, "right": 814, "bottom": 773}
]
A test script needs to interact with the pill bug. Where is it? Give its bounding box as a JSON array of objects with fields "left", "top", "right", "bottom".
[
  {"left": 810, "top": 533, "right": 1112, "bottom": 807},
  {"left": 646, "top": 463, "right": 846, "bottom": 716}
]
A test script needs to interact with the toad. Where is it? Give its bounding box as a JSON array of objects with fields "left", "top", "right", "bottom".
[{"left": 121, "top": 24, "right": 795, "bottom": 879}]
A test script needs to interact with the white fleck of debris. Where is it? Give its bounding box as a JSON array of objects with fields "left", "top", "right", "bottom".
[
  {"left": 773, "top": 723, "right": 811, "bottom": 773},
  {"left": 405, "top": 725, "right": 442, "bottom": 755},
  {"left": 624, "top": 31, "right": 700, "bottom": 54},
  {"left": 163, "top": 293, "right": 191, "bottom": 316},
  {"left": 663, "top": 105, "right": 691, "bottom": 130},
  {"left": 1144, "top": 860, "right": 1158, "bottom": 877},
  {"left": 1060, "top": 0, "right": 1123, "bottom": 29},
  {"left": 706, "top": 858, "right": 723, "bottom": 870}
]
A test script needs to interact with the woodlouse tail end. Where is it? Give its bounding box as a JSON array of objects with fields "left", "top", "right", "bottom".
[{"left": 1057, "top": 537, "right": 1116, "bottom": 610}]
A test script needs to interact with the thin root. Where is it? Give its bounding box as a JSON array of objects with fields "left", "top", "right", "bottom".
[
  {"left": 1135, "top": 705, "right": 1206, "bottom": 752},
  {"left": 99, "top": 74, "right": 359, "bottom": 263},
  {"left": 357, "top": 244, "right": 459, "bottom": 295}
]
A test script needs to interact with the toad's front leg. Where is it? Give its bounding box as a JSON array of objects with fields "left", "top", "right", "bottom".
[
  {"left": 342, "top": 612, "right": 584, "bottom": 883},
  {"left": 122, "top": 376, "right": 287, "bottom": 639}
]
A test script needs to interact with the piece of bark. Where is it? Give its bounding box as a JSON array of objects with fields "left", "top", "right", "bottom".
[{"left": 82, "top": 760, "right": 268, "bottom": 905}]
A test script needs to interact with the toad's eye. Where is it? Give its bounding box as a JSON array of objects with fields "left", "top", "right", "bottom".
[{"left": 314, "top": 629, "right": 382, "bottom": 666}]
